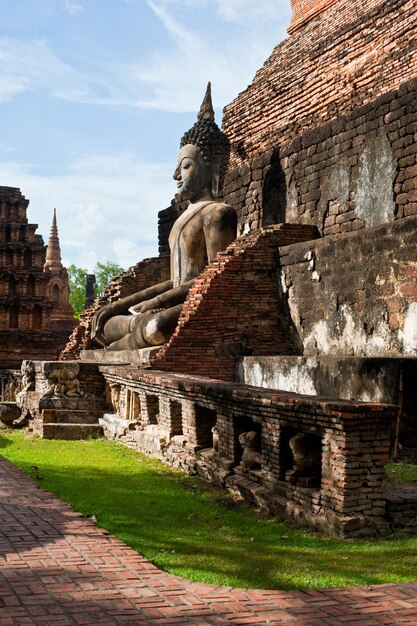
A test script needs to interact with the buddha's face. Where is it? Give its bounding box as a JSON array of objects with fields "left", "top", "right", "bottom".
[{"left": 173, "top": 144, "right": 211, "bottom": 201}]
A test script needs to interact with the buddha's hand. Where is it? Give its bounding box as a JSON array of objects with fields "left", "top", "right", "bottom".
[
  {"left": 128, "top": 295, "right": 164, "bottom": 315},
  {"left": 128, "top": 302, "right": 146, "bottom": 315}
]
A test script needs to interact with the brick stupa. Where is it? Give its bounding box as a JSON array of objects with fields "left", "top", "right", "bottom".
[{"left": 0, "top": 187, "right": 75, "bottom": 368}]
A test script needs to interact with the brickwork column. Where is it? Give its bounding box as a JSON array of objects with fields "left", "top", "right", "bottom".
[
  {"left": 321, "top": 418, "right": 390, "bottom": 535},
  {"left": 157, "top": 396, "right": 171, "bottom": 432},
  {"left": 182, "top": 400, "right": 198, "bottom": 448},
  {"left": 140, "top": 393, "right": 159, "bottom": 426},
  {"left": 215, "top": 413, "right": 234, "bottom": 461},
  {"left": 262, "top": 418, "right": 282, "bottom": 487}
]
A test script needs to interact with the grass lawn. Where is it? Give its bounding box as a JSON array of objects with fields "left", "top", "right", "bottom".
[
  {"left": 1, "top": 429, "right": 417, "bottom": 590},
  {"left": 386, "top": 460, "right": 417, "bottom": 484}
]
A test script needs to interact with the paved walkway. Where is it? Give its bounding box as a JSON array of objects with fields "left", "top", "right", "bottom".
[{"left": 1, "top": 458, "right": 417, "bottom": 626}]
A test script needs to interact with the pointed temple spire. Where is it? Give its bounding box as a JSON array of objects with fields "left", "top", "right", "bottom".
[
  {"left": 197, "top": 81, "right": 215, "bottom": 122},
  {"left": 44, "top": 208, "right": 63, "bottom": 272}
]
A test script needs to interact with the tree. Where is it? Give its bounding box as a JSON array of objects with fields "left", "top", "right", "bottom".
[
  {"left": 95, "top": 261, "right": 125, "bottom": 297},
  {"left": 67, "top": 264, "right": 88, "bottom": 319},
  {"left": 67, "top": 261, "right": 125, "bottom": 318}
]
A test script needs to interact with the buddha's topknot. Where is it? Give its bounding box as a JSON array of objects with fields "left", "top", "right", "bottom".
[{"left": 180, "top": 82, "right": 230, "bottom": 190}]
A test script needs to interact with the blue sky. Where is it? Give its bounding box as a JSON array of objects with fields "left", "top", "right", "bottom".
[{"left": 0, "top": 0, "right": 291, "bottom": 270}]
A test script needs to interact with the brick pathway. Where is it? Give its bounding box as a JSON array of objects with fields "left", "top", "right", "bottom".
[{"left": 1, "top": 458, "right": 417, "bottom": 626}]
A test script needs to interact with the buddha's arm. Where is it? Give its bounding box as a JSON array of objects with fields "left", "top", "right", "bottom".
[
  {"left": 91, "top": 279, "right": 173, "bottom": 343},
  {"left": 203, "top": 204, "right": 237, "bottom": 262}
]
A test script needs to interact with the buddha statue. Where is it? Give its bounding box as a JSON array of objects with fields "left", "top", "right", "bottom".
[{"left": 91, "top": 83, "right": 237, "bottom": 351}]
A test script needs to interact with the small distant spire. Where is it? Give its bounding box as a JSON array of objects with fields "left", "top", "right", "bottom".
[
  {"left": 44, "top": 208, "right": 63, "bottom": 272},
  {"left": 197, "top": 82, "right": 215, "bottom": 122}
]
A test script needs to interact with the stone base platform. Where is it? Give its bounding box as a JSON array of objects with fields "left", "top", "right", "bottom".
[
  {"left": 17, "top": 360, "right": 108, "bottom": 441},
  {"left": 80, "top": 347, "right": 161, "bottom": 366},
  {"left": 40, "top": 423, "right": 103, "bottom": 440}
]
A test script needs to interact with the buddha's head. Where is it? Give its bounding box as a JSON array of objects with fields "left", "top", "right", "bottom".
[
  {"left": 174, "top": 82, "right": 230, "bottom": 201},
  {"left": 173, "top": 144, "right": 212, "bottom": 202}
]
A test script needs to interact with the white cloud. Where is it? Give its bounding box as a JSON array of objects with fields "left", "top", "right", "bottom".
[
  {"left": 129, "top": 0, "right": 288, "bottom": 112},
  {"left": 0, "top": 154, "right": 174, "bottom": 271},
  {"left": 0, "top": 37, "right": 137, "bottom": 107},
  {"left": 63, "top": 0, "right": 84, "bottom": 17},
  {"left": 213, "top": 0, "right": 284, "bottom": 23},
  {"left": 158, "top": 0, "right": 284, "bottom": 23},
  {"left": 0, "top": 2, "right": 290, "bottom": 112},
  {"left": 0, "top": 38, "right": 88, "bottom": 103}
]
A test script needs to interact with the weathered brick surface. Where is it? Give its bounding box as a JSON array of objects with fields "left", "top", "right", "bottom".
[
  {"left": 288, "top": 0, "right": 340, "bottom": 34},
  {"left": 100, "top": 366, "right": 395, "bottom": 537},
  {"left": 224, "top": 79, "right": 417, "bottom": 235},
  {"left": 223, "top": 0, "right": 415, "bottom": 166},
  {"left": 151, "top": 224, "right": 319, "bottom": 381},
  {"left": 278, "top": 215, "right": 417, "bottom": 357},
  {"left": 0, "top": 187, "right": 74, "bottom": 367},
  {"left": 1, "top": 457, "right": 417, "bottom": 625},
  {"left": 160, "top": 0, "right": 417, "bottom": 243}
]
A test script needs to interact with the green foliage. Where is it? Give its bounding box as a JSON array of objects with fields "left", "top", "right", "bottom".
[
  {"left": 1, "top": 431, "right": 417, "bottom": 590},
  {"left": 67, "top": 261, "right": 124, "bottom": 318},
  {"left": 67, "top": 264, "right": 88, "bottom": 319},
  {"left": 95, "top": 261, "right": 124, "bottom": 297}
]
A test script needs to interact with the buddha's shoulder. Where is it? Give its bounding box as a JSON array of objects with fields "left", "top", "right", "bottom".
[{"left": 201, "top": 200, "right": 236, "bottom": 218}]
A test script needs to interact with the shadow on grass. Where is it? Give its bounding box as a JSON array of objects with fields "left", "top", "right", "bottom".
[
  {"left": 1, "top": 435, "right": 417, "bottom": 590},
  {"left": 0, "top": 432, "right": 12, "bottom": 449}
]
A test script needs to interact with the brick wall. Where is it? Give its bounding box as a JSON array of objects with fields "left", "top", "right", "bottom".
[
  {"left": 223, "top": 79, "right": 417, "bottom": 236},
  {"left": 288, "top": 0, "right": 380, "bottom": 34},
  {"left": 0, "top": 331, "right": 73, "bottom": 368},
  {"left": 151, "top": 224, "right": 318, "bottom": 380},
  {"left": 278, "top": 215, "right": 417, "bottom": 357},
  {"left": 100, "top": 366, "right": 395, "bottom": 537},
  {"left": 223, "top": 0, "right": 415, "bottom": 167},
  {"left": 159, "top": 0, "right": 416, "bottom": 243},
  {"left": 288, "top": 0, "right": 335, "bottom": 33}
]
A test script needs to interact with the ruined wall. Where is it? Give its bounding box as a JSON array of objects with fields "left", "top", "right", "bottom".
[
  {"left": 277, "top": 215, "right": 417, "bottom": 357},
  {"left": 288, "top": 0, "right": 339, "bottom": 34},
  {"left": 223, "top": 0, "right": 415, "bottom": 165},
  {"left": 0, "top": 187, "right": 74, "bottom": 367},
  {"left": 158, "top": 0, "right": 416, "bottom": 241},
  {"left": 151, "top": 224, "right": 318, "bottom": 381},
  {"left": 224, "top": 81, "right": 416, "bottom": 236},
  {"left": 61, "top": 255, "right": 170, "bottom": 359},
  {"left": 100, "top": 366, "right": 395, "bottom": 537}
]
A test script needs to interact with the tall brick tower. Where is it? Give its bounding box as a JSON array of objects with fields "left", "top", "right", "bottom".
[
  {"left": 43, "top": 208, "right": 74, "bottom": 330},
  {"left": 288, "top": 0, "right": 339, "bottom": 34},
  {"left": 0, "top": 186, "right": 75, "bottom": 369}
]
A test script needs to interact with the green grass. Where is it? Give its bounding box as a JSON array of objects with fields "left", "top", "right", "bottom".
[
  {"left": 1, "top": 430, "right": 417, "bottom": 590},
  {"left": 386, "top": 461, "right": 417, "bottom": 484}
]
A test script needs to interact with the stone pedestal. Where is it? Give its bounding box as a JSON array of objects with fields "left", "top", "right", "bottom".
[
  {"left": 17, "top": 360, "right": 107, "bottom": 440},
  {"left": 80, "top": 347, "right": 161, "bottom": 366}
]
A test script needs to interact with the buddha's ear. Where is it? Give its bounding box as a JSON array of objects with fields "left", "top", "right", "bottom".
[{"left": 211, "top": 156, "right": 220, "bottom": 198}]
